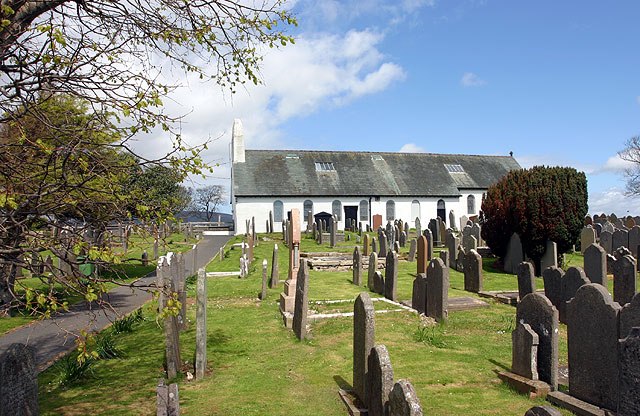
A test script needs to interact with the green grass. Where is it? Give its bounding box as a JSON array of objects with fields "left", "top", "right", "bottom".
[{"left": 38, "top": 232, "right": 614, "bottom": 415}]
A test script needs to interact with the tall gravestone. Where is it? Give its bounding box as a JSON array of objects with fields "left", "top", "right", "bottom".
[
  {"left": 292, "top": 260, "right": 310, "bottom": 341},
  {"left": 416, "top": 236, "right": 428, "bottom": 275},
  {"left": 559, "top": 267, "right": 590, "bottom": 324},
  {"left": 423, "top": 228, "right": 433, "bottom": 261},
  {"left": 371, "top": 237, "right": 378, "bottom": 258},
  {"left": 363, "top": 234, "right": 370, "bottom": 257},
  {"left": 379, "top": 234, "right": 388, "bottom": 258},
  {"left": 540, "top": 241, "right": 557, "bottom": 272},
  {"left": 414, "top": 217, "right": 421, "bottom": 237},
  {"left": 613, "top": 254, "right": 637, "bottom": 306},
  {"left": 428, "top": 219, "right": 438, "bottom": 246},
  {"left": 439, "top": 250, "right": 449, "bottom": 268},
  {"left": 0, "top": 343, "right": 38, "bottom": 416},
  {"left": 516, "top": 293, "right": 559, "bottom": 390},
  {"left": 583, "top": 243, "right": 606, "bottom": 286},
  {"left": 618, "top": 327, "right": 640, "bottom": 415},
  {"left": 368, "top": 252, "right": 378, "bottom": 292},
  {"left": 269, "top": 244, "right": 280, "bottom": 288},
  {"left": 280, "top": 209, "right": 301, "bottom": 316},
  {"left": 259, "top": 259, "right": 268, "bottom": 300},
  {"left": 330, "top": 216, "right": 337, "bottom": 248},
  {"left": 195, "top": 268, "right": 207, "bottom": 379},
  {"left": 408, "top": 239, "right": 417, "bottom": 262},
  {"left": 612, "top": 228, "right": 629, "bottom": 253},
  {"left": 388, "top": 380, "right": 423, "bottom": 416},
  {"left": 600, "top": 230, "right": 613, "bottom": 254},
  {"left": 567, "top": 284, "right": 621, "bottom": 410},
  {"left": 384, "top": 251, "right": 398, "bottom": 302},
  {"left": 353, "top": 246, "right": 362, "bottom": 286},
  {"left": 449, "top": 210, "right": 456, "bottom": 230},
  {"left": 542, "top": 266, "right": 564, "bottom": 316},
  {"left": 353, "top": 292, "right": 376, "bottom": 406},
  {"left": 463, "top": 249, "right": 483, "bottom": 293},
  {"left": 426, "top": 258, "right": 448, "bottom": 322},
  {"left": 444, "top": 231, "right": 458, "bottom": 271},
  {"left": 471, "top": 222, "right": 482, "bottom": 247},
  {"left": 629, "top": 225, "right": 640, "bottom": 258},
  {"left": 620, "top": 293, "right": 640, "bottom": 339},
  {"left": 367, "top": 345, "right": 394, "bottom": 416},
  {"left": 411, "top": 273, "right": 427, "bottom": 314},
  {"left": 517, "top": 262, "right": 536, "bottom": 301},
  {"left": 504, "top": 233, "right": 524, "bottom": 274},
  {"left": 580, "top": 226, "right": 596, "bottom": 254}
]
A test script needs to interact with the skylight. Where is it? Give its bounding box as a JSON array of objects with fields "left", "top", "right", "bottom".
[
  {"left": 315, "top": 161, "right": 336, "bottom": 172},
  {"left": 371, "top": 155, "right": 384, "bottom": 161},
  {"left": 445, "top": 164, "right": 465, "bottom": 173},
  {"left": 285, "top": 153, "right": 299, "bottom": 159}
]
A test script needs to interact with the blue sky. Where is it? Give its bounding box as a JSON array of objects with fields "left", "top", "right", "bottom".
[{"left": 138, "top": 0, "right": 640, "bottom": 215}]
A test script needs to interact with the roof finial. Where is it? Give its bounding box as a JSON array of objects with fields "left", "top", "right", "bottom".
[{"left": 509, "top": 151, "right": 513, "bottom": 157}]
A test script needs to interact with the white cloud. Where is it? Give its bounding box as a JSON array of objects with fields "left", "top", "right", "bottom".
[
  {"left": 399, "top": 143, "right": 426, "bottom": 153},
  {"left": 599, "top": 154, "right": 634, "bottom": 173},
  {"left": 460, "top": 72, "right": 487, "bottom": 87},
  {"left": 588, "top": 187, "right": 640, "bottom": 216}
]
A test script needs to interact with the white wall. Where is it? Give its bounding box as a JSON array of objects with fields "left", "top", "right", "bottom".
[{"left": 233, "top": 191, "right": 487, "bottom": 235}]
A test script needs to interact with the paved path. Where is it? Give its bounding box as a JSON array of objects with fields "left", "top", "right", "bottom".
[{"left": 0, "top": 235, "right": 231, "bottom": 372}]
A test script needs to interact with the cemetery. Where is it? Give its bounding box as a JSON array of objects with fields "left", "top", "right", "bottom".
[{"left": 1, "top": 208, "right": 637, "bottom": 415}]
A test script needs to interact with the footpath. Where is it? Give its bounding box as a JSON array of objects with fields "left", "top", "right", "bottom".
[{"left": 0, "top": 234, "right": 231, "bottom": 372}]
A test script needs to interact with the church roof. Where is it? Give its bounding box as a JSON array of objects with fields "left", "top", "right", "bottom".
[{"left": 233, "top": 150, "right": 521, "bottom": 197}]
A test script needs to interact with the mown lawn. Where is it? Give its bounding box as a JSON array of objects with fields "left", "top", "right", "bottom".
[{"left": 38, "top": 231, "right": 610, "bottom": 415}]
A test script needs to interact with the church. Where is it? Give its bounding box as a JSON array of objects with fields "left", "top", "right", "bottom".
[{"left": 230, "top": 119, "right": 521, "bottom": 234}]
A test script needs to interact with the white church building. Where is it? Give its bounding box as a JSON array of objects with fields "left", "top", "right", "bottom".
[{"left": 230, "top": 120, "right": 521, "bottom": 234}]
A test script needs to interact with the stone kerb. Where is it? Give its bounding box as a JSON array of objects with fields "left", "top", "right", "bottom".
[
  {"left": 516, "top": 293, "right": 559, "bottom": 390},
  {"left": 353, "top": 292, "right": 376, "bottom": 406},
  {"left": 567, "top": 284, "right": 621, "bottom": 411}
]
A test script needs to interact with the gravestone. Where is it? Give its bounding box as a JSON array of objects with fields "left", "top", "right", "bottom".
[
  {"left": 416, "top": 236, "right": 428, "bottom": 275},
  {"left": 524, "top": 406, "right": 562, "bottom": 416},
  {"left": 384, "top": 251, "right": 398, "bottom": 302},
  {"left": 516, "top": 293, "right": 559, "bottom": 390},
  {"left": 629, "top": 225, "right": 640, "bottom": 258},
  {"left": 511, "top": 322, "right": 539, "bottom": 380},
  {"left": 388, "top": 380, "right": 423, "bottom": 416},
  {"left": 353, "top": 292, "right": 376, "bottom": 406},
  {"left": 269, "top": 210, "right": 274, "bottom": 233},
  {"left": 620, "top": 293, "right": 640, "bottom": 339},
  {"left": 428, "top": 219, "right": 438, "bottom": 245},
  {"left": 330, "top": 216, "right": 337, "bottom": 248},
  {"left": 399, "top": 231, "right": 406, "bottom": 248},
  {"left": 439, "top": 250, "right": 449, "bottom": 268},
  {"left": 600, "top": 230, "right": 613, "bottom": 254},
  {"left": 371, "top": 237, "right": 378, "bottom": 257},
  {"left": 393, "top": 241, "right": 400, "bottom": 253},
  {"left": 426, "top": 258, "right": 448, "bottom": 323},
  {"left": 594, "top": 222, "right": 603, "bottom": 238},
  {"left": 437, "top": 217, "right": 446, "bottom": 246},
  {"left": 567, "top": 284, "right": 621, "bottom": 411},
  {"left": 517, "top": 262, "right": 536, "bottom": 301},
  {"left": 368, "top": 252, "right": 378, "bottom": 292},
  {"left": 373, "top": 271, "right": 385, "bottom": 295},
  {"left": 449, "top": 210, "right": 456, "bottom": 230},
  {"left": 195, "top": 268, "right": 207, "bottom": 379},
  {"left": 423, "top": 228, "right": 433, "bottom": 261},
  {"left": 0, "top": 343, "right": 38, "bottom": 416},
  {"left": 444, "top": 231, "right": 458, "bottom": 270},
  {"left": 603, "top": 221, "right": 616, "bottom": 234},
  {"left": 414, "top": 217, "right": 421, "bottom": 237},
  {"left": 404, "top": 222, "right": 409, "bottom": 239},
  {"left": 463, "top": 249, "right": 483, "bottom": 293},
  {"left": 580, "top": 226, "right": 596, "bottom": 254},
  {"left": 613, "top": 254, "right": 637, "bottom": 305},
  {"left": 542, "top": 266, "right": 564, "bottom": 316},
  {"left": 259, "top": 259, "right": 268, "bottom": 300},
  {"left": 618, "top": 327, "right": 640, "bottom": 416},
  {"left": 367, "top": 345, "right": 394, "bottom": 416},
  {"left": 269, "top": 244, "right": 280, "bottom": 288},
  {"left": 625, "top": 216, "right": 636, "bottom": 228},
  {"left": 540, "top": 240, "right": 557, "bottom": 272},
  {"left": 408, "top": 239, "right": 417, "bottom": 262},
  {"left": 156, "top": 379, "right": 180, "bottom": 416},
  {"left": 583, "top": 243, "right": 606, "bottom": 286},
  {"left": 560, "top": 267, "right": 590, "bottom": 324},
  {"left": 292, "top": 260, "right": 310, "bottom": 341},
  {"left": 585, "top": 215, "right": 593, "bottom": 225},
  {"left": 363, "top": 234, "right": 370, "bottom": 257},
  {"left": 353, "top": 246, "right": 362, "bottom": 286},
  {"left": 612, "top": 228, "right": 629, "bottom": 252},
  {"left": 379, "top": 234, "right": 388, "bottom": 257},
  {"left": 504, "top": 233, "right": 524, "bottom": 274},
  {"left": 412, "top": 273, "right": 427, "bottom": 314}
]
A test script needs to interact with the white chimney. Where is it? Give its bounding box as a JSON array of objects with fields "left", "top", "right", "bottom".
[{"left": 232, "top": 118, "right": 245, "bottom": 163}]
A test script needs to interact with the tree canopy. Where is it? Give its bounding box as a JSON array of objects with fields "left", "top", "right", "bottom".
[
  {"left": 481, "top": 166, "right": 588, "bottom": 271},
  {"left": 619, "top": 136, "right": 640, "bottom": 195}
]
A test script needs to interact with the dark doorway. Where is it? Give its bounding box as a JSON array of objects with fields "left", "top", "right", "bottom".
[
  {"left": 344, "top": 206, "right": 358, "bottom": 229},
  {"left": 437, "top": 199, "right": 446, "bottom": 223}
]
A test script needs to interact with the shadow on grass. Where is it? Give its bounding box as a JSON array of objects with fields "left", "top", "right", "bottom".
[
  {"left": 333, "top": 374, "right": 352, "bottom": 390},
  {"left": 489, "top": 358, "right": 510, "bottom": 373}
]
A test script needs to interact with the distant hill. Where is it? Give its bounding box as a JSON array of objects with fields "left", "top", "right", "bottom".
[{"left": 176, "top": 211, "right": 233, "bottom": 223}]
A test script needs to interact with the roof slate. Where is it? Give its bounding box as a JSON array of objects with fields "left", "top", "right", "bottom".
[{"left": 233, "top": 150, "right": 521, "bottom": 197}]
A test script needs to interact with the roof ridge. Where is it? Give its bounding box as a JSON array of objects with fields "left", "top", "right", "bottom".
[{"left": 244, "top": 149, "right": 515, "bottom": 158}]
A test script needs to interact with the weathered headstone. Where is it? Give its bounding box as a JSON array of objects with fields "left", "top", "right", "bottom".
[
  {"left": 613, "top": 254, "right": 637, "bottom": 306},
  {"left": 629, "top": 225, "right": 640, "bottom": 258},
  {"left": 511, "top": 322, "right": 539, "bottom": 380},
  {"left": 504, "top": 233, "right": 524, "bottom": 274},
  {"left": 439, "top": 250, "right": 450, "bottom": 268},
  {"left": 353, "top": 292, "right": 376, "bottom": 405},
  {"left": 580, "top": 226, "right": 596, "bottom": 254},
  {"left": 600, "top": 230, "right": 613, "bottom": 254},
  {"left": 388, "top": 380, "right": 423, "bottom": 416},
  {"left": 423, "top": 228, "right": 433, "bottom": 261},
  {"left": 542, "top": 266, "right": 564, "bottom": 316},
  {"left": 428, "top": 219, "right": 438, "bottom": 245},
  {"left": 195, "top": 268, "right": 207, "bottom": 379},
  {"left": 463, "top": 249, "right": 483, "bottom": 293},
  {"left": 560, "top": 267, "right": 590, "bottom": 324},
  {"left": 384, "top": 251, "right": 398, "bottom": 302},
  {"left": 540, "top": 240, "right": 557, "bottom": 272},
  {"left": 618, "top": 327, "right": 640, "bottom": 416},
  {"left": 0, "top": 343, "right": 38, "bottom": 416},
  {"left": 444, "top": 230, "right": 458, "bottom": 270},
  {"left": 373, "top": 271, "right": 385, "bottom": 295},
  {"left": 156, "top": 379, "right": 180, "bottom": 416},
  {"left": 612, "top": 228, "right": 629, "bottom": 253},
  {"left": 269, "top": 244, "right": 280, "bottom": 288},
  {"left": 363, "top": 234, "right": 370, "bottom": 257},
  {"left": 330, "top": 216, "right": 337, "bottom": 248},
  {"left": 516, "top": 293, "right": 559, "bottom": 390},
  {"left": 259, "top": 259, "right": 268, "bottom": 300},
  {"left": 517, "top": 262, "right": 536, "bottom": 301},
  {"left": 416, "top": 236, "right": 428, "bottom": 275},
  {"left": 367, "top": 344, "right": 394, "bottom": 416},
  {"left": 408, "top": 239, "right": 417, "bottom": 262},
  {"left": 426, "top": 258, "right": 448, "bottom": 322},
  {"left": 620, "top": 293, "right": 640, "bottom": 339},
  {"left": 437, "top": 217, "right": 446, "bottom": 246},
  {"left": 414, "top": 217, "right": 421, "bottom": 237},
  {"left": 471, "top": 222, "right": 482, "bottom": 246},
  {"left": 567, "top": 284, "right": 621, "bottom": 410},
  {"left": 583, "top": 243, "right": 606, "bottom": 286},
  {"left": 399, "top": 231, "right": 406, "bottom": 248},
  {"left": 449, "top": 210, "right": 456, "bottom": 230},
  {"left": 353, "top": 246, "right": 362, "bottom": 286},
  {"left": 371, "top": 237, "right": 378, "bottom": 258},
  {"left": 292, "top": 260, "right": 310, "bottom": 341},
  {"left": 524, "top": 406, "right": 562, "bottom": 416},
  {"left": 368, "top": 252, "right": 378, "bottom": 292},
  {"left": 412, "top": 273, "right": 427, "bottom": 314},
  {"left": 393, "top": 241, "right": 400, "bottom": 253}
]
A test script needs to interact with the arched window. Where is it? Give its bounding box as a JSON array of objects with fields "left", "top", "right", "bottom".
[
  {"left": 386, "top": 200, "right": 395, "bottom": 221},
  {"left": 273, "top": 200, "right": 283, "bottom": 222},
  {"left": 437, "top": 199, "right": 445, "bottom": 223},
  {"left": 332, "top": 200, "right": 342, "bottom": 221},
  {"left": 303, "top": 200, "right": 313, "bottom": 220},
  {"left": 359, "top": 200, "right": 369, "bottom": 221},
  {"left": 411, "top": 200, "right": 420, "bottom": 222},
  {"left": 467, "top": 195, "right": 476, "bottom": 215}
]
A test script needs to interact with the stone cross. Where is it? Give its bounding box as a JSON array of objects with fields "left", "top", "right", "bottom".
[{"left": 353, "top": 292, "right": 376, "bottom": 406}]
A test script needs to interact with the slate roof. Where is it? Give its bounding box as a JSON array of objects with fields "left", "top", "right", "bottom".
[{"left": 233, "top": 150, "right": 521, "bottom": 198}]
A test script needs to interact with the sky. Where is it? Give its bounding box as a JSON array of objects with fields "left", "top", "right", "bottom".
[{"left": 134, "top": 0, "right": 640, "bottom": 215}]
